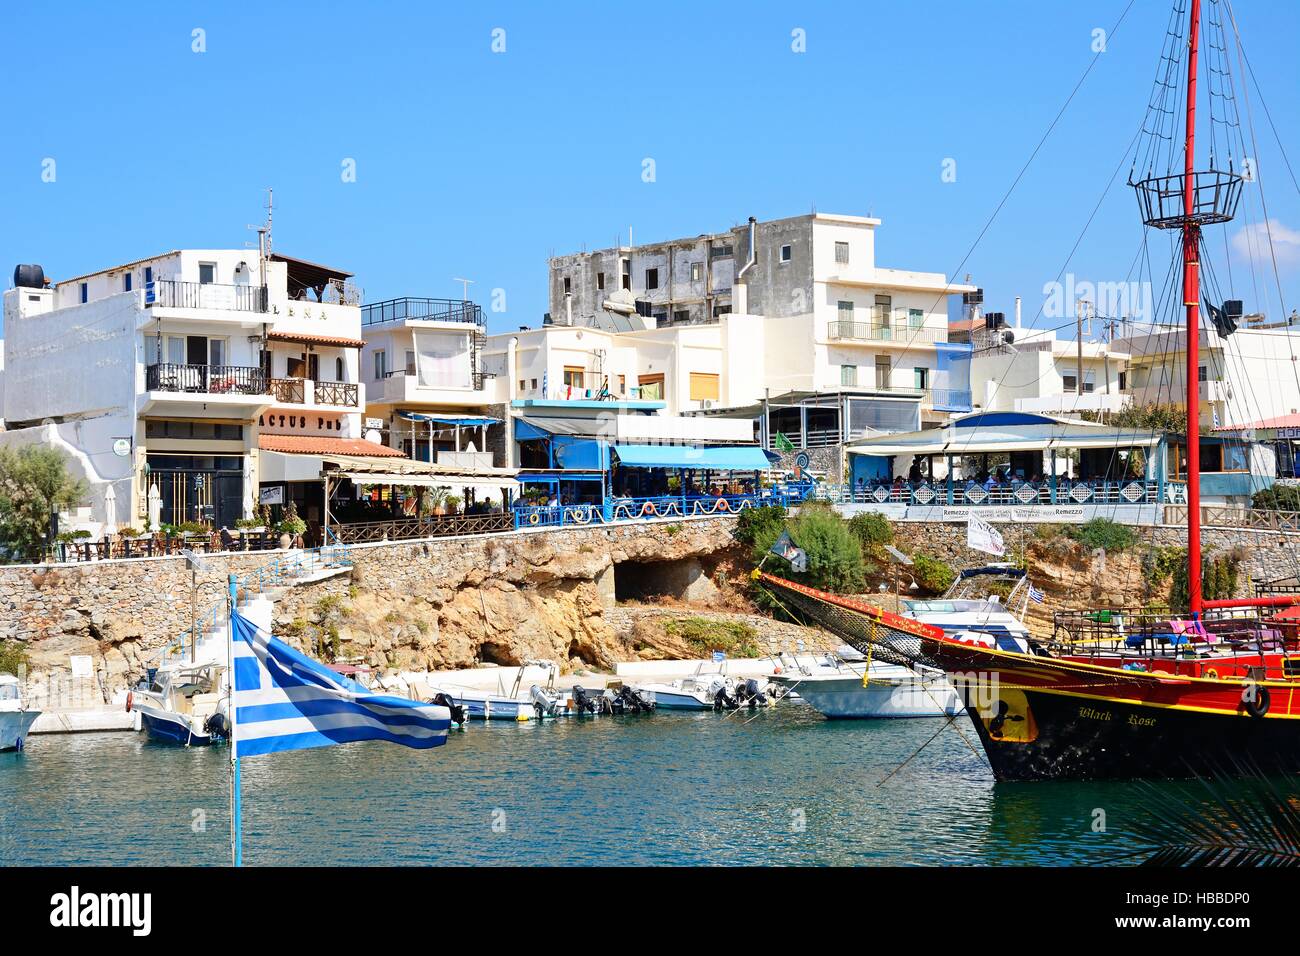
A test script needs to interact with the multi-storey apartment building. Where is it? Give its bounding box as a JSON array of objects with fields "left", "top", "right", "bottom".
[
  {"left": 965, "top": 325, "right": 1129, "bottom": 416},
  {"left": 1111, "top": 322, "right": 1300, "bottom": 429},
  {"left": 2, "top": 250, "right": 381, "bottom": 533}
]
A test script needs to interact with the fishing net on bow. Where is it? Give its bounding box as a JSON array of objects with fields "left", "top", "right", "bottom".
[{"left": 755, "top": 572, "right": 943, "bottom": 669}]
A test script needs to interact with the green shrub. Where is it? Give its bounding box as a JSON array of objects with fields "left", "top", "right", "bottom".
[
  {"left": 1253, "top": 484, "right": 1300, "bottom": 511},
  {"left": 733, "top": 504, "right": 787, "bottom": 547},
  {"left": 912, "top": 554, "right": 956, "bottom": 594},
  {"left": 1164, "top": 548, "right": 1241, "bottom": 611},
  {"left": 0, "top": 639, "right": 29, "bottom": 676},
  {"left": 0, "top": 445, "right": 89, "bottom": 562},
  {"left": 664, "top": 617, "right": 761, "bottom": 658},
  {"left": 1068, "top": 518, "right": 1136, "bottom": 552},
  {"left": 847, "top": 511, "right": 893, "bottom": 548},
  {"left": 783, "top": 505, "right": 865, "bottom": 594}
]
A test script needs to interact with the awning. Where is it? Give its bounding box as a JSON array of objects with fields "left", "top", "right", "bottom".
[
  {"left": 265, "top": 331, "right": 366, "bottom": 349},
  {"left": 397, "top": 411, "right": 501, "bottom": 427},
  {"left": 518, "top": 416, "right": 612, "bottom": 438},
  {"left": 612, "top": 444, "right": 771, "bottom": 470},
  {"left": 341, "top": 472, "right": 518, "bottom": 491}
]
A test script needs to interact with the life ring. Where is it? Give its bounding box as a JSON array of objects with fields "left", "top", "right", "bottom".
[
  {"left": 1204, "top": 667, "right": 1219, "bottom": 680},
  {"left": 1242, "top": 682, "right": 1270, "bottom": 718},
  {"left": 527, "top": 512, "right": 540, "bottom": 525},
  {"left": 125, "top": 691, "right": 133, "bottom": 713},
  {"left": 715, "top": 497, "right": 730, "bottom": 512},
  {"left": 641, "top": 501, "right": 657, "bottom": 517}
]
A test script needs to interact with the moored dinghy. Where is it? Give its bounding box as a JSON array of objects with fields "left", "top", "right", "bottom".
[{"left": 0, "top": 674, "right": 40, "bottom": 751}]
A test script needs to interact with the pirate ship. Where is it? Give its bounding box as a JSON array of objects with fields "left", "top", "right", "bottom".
[{"left": 758, "top": 0, "right": 1300, "bottom": 780}]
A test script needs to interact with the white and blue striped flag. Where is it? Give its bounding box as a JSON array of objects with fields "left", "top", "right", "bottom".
[
  {"left": 231, "top": 611, "right": 450, "bottom": 757},
  {"left": 1028, "top": 585, "right": 1045, "bottom": 604}
]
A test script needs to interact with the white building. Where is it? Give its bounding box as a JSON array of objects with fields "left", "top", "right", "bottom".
[
  {"left": 966, "top": 324, "right": 1129, "bottom": 417},
  {"left": 1, "top": 251, "right": 387, "bottom": 534},
  {"left": 1111, "top": 322, "right": 1300, "bottom": 429}
]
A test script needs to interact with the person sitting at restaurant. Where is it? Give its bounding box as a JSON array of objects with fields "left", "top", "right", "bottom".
[{"left": 908, "top": 459, "right": 923, "bottom": 484}]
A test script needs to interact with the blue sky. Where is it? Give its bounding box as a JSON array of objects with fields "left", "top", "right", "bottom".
[{"left": 2, "top": 0, "right": 1298, "bottom": 337}]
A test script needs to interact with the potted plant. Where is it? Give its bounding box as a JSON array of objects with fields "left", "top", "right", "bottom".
[
  {"left": 428, "top": 488, "right": 448, "bottom": 517},
  {"left": 277, "top": 501, "right": 307, "bottom": 549},
  {"left": 444, "top": 494, "right": 462, "bottom": 516}
]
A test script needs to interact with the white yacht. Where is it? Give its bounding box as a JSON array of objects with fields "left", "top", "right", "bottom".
[
  {"left": 769, "top": 651, "right": 962, "bottom": 718},
  {"left": 131, "top": 660, "right": 230, "bottom": 746},
  {"left": 0, "top": 674, "right": 41, "bottom": 751},
  {"left": 901, "top": 564, "right": 1035, "bottom": 652}
]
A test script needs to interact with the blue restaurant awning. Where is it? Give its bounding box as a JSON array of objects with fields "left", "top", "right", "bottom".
[
  {"left": 397, "top": 411, "right": 501, "bottom": 426},
  {"left": 612, "top": 444, "right": 771, "bottom": 470}
]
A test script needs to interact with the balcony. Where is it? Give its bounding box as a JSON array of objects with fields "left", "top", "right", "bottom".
[
  {"left": 924, "top": 388, "right": 973, "bottom": 412},
  {"left": 828, "top": 320, "right": 945, "bottom": 346},
  {"left": 269, "top": 377, "right": 360, "bottom": 408},
  {"left": 146, "top": 280, "right": 267, "bottom": 314},
  {"left": 142, "top": 363, "right": 272, "bottom": 417},
  {"left": 362, "top": 297, "right": 483, "bottom": 327}
]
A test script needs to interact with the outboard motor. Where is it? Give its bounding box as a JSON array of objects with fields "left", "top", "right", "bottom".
[
  {"left": 713, "top": 686, "right": 739, "bottom": 711},
  {"left": 743, "top": 678, "right": 767, "bottom": 709},
  {"left": 203, "top": 712, "right": 231, "bottom": 739},
  {"left": 429, "top": 692, "right": 467, "bottom": 726},
  {"left": 619, "top": 685, "right": 655, "bottom": 713},
  {"left": 571, "top": 685, "right": 597, "bottom": 714}
]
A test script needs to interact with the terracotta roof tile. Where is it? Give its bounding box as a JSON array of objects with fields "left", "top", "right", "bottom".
[
  {"left": 265, "top": 331, "right": 366, "bottom": 349},
  {"left": 258, "top": 434, "right": 406, "bottom": 457}
]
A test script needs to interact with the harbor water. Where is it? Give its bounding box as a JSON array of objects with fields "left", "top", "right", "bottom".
[{"left": 2, "top": 705, "right": 1166, "bottom": 865}]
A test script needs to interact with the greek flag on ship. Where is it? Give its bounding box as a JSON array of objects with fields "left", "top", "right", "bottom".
[
  {"left": 230, "top": 612, "right": 450, "bottom": 757},
  {"left": 1028, "top": 585, "right": 1045, "bottom": 603}
]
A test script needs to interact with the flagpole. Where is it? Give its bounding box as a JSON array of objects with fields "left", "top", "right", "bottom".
[{"left": 228, "top": 573, "right": 242, "bottom": 868}]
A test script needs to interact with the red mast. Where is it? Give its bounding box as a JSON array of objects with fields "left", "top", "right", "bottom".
[{"left": 1183, "top": 0, "right": 1203, "bottom": 616}]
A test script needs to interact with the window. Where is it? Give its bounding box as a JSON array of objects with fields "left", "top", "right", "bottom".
[
  {"left": 198, "top": 263, "right": 216, "bottom": 285},
  {"left": 1118, "top": 370, "right": 1127, "bottom": 391},
  {"left": 690, "top": 262, "right": 703, "bottom": 282},
  {"left": 874, "top": 294, "right": 892, "bottom": 325},
  {"left": 1198, "top": 365, "right": 1208, "bottom": 382},
  {"left": 689, "top": 372, "right": 720, "bottom": 402},
  {"left": 620, "top": 259, "right": 631, "bottom": 290},
  {"left": 908, "top": 308, "right": 923, "bottom": 329},
  {"left": 841, "top": 364, "right": 858, "bottom": 387},
  {"left": 519, "top": 379, "right": 526, "bottom": 391},
  {"left": 1063, "top": 374, "right": 1078, "bottom": 392},
  {"left": 638, "top": 373, "right": 665, "bottom": 400},
  {"left": 405, "top": 349, "right": 416, "bottom": 376},
  {"left": 835, "top": 241, "right": 849, "bottom": 264},
  {"left": 914, "top": 367, "right": 929, "bottom": 390},
  {"left": 673, "top": 310, "right": 690, "bottom": 324},
  {"left": 144, "top": 266, "right": 153, "bottom": 285},
  {"left": 80, "top": 283, "right": 88, "bottom": 304},
  {"left": 124, "top": 273, "right": 133, "bottom": 292},
  {"left": 645, "top": 268, "right": 659, "bottom": 290},
  {"left": 531, "top": 378, "right": 538, "bottom": 390},
  {"left": 208, "top": 338, "right": 226, "bottom": 367},
  {"left": 780, "top": 245, "right": 792, "bottom": 262},
  {"left": 618, "top": 374, "right": 626, "bottom": 393},
  {"left": 597, "top": 272, "right": 606, "bottom": 291},
  {"left": 335, "top": 357, "right": 345, "bottom": 381},
  {"left": 1083, "top": 370, "right": 1096, "bottom": 393},
  {"left": 259, "top": 349, "right": 273, "bottom": 378},
  {"left": 563, "top": 276, "right": 571, "bottom": 294},
  {"left": 875, "top": 356, "right": 891, "bottom": 389},
  {"left": 374, "top": 350, "right": 388, "bottom": 380},
  {"left": 563, "top": 366, "right": 584, "bottom": 389},
  {"left": 837, "top": 300, "right": 855, "bottom": 322}
]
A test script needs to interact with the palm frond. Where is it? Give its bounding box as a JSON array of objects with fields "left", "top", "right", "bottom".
[{"left": 1109, "top": 755, "right": 1300, "bottom": 867}]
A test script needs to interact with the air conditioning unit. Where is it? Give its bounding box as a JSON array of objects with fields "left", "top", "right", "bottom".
[{"left": 701, "top": 399, "right": 714, "bottom": 409}]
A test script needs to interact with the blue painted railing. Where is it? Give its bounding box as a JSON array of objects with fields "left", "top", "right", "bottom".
[
  {"left": 513, "top": 486, "right": 814, "bottom": 529},
  {"left": 819, "top": 478, "right": 1163, "bottom": 507}
]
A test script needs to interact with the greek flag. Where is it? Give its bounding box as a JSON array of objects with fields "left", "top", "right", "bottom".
[
  {"left": 230, "top": 611, "right": 450, "bottom": 757},
  {"left": 1028, "top": 585, "right": 1045, "bottom": 604}
]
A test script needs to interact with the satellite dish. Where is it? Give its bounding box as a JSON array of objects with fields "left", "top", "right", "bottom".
[{"left": 365, "top": 429, "right": 383, "bottom": 444}]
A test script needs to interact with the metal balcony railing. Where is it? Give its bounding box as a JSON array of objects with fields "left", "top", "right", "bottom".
[
  {"left": 146, "top": 280, "right": 268, "bottom": 313},
  {"left": 827, "top": 321, "right": 944, "bottom": 345},
  {"left": 361, "top": 297, "right": 483, "bottom": 327},
  {"left": 146, "top": 364, "right": 269, "bottom": 395}
]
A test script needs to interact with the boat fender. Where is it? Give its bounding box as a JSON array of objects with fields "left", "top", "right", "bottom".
[
  {"left": 1242, "top": 683, "right": 1270, "bottom": 719},
  {"left": 125, "top": 691, "right": 133, "bottom": 712},
  {"left": 1205, "top": 667, "right": 1219, "bottom": 680}
]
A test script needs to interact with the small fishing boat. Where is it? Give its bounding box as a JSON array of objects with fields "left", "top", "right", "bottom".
[
  {"left": 903, "top": 565, "right": 1034, "bottom": 651},
  {"left": 633, "top": 664, "right": 734, "bottom": 710},
  {"left": 0, "top": 674, "right": 41, "bottom": 751},
  {"left": 130, "top": 661, "right": 230, "bottom": 746},
  {"left": 429, "top": 659, "right": 566, "bottom": 721},
  {"left": 769, "top": 653, "right": 961, "bottom": 718}
]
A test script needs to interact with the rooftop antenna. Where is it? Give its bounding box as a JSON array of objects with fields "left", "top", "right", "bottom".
[
  {"left": 246, "top": 188, "right": 274, "bottom": 290},
  {"left": 453, "top": 277, "right": 475, "bottom": 302}
]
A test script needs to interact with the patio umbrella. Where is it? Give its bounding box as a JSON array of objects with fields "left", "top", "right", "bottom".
[
  {"left": 243, "top": 465, "right": 255, "bottom": 519},
  {"left": 147, "top": 482, "right": 162, "bottom": 530},
  {"left": 102, "top": 484, "right": 117, "bottom": 536}
]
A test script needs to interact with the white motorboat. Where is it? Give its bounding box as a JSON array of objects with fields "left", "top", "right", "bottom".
[
  {"left": 0, "top": 674, "right": 40, "bottom": 751},
  {"left": 633, "top": 661, "right": 737, "bottom": 711},
  {"left": 901, "top": 564, "right": 1034, "bottom": 652},
  {"left": 429, "top": 659, "right": 566, "bottom": 721},
  {"left": 769, "top": 652, "right": 961, "bottom": 718},
  {"left": 130, "top": 661, "right": 230, "bottom": 746}
]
